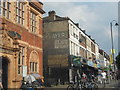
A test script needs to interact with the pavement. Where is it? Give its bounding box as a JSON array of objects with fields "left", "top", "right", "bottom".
[
  {"left": 105, "top": 80, "right": 120, "bottom": 88},
  {"left": 44, "top": 80, "right": 120, "bottom": 90}
]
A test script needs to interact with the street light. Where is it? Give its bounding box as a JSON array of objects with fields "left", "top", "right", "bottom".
[{"left": 110, "top": 20, "right": 119, "bottom": 73}]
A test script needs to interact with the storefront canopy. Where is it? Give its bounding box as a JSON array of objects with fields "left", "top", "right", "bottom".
[{"left": 72, "top": 56, "right": 82, "bottom": 67}]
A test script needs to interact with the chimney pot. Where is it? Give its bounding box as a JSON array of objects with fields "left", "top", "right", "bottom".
[{"left": 48, "top": 10, "right": 56, "bottom": 16}]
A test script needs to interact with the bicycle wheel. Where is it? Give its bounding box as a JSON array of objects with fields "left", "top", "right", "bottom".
[
  {"left": 76, "top": 84, "right": 82, "bottom": 90},
  {"left": 81, "top": 82, "right": 86, "bottom": 89},
  {"left": 67, "top": 85, "right": 74, "bottom": 90},
  {"left": 92, "top": 83, "right": 98, "bottom": 90}
]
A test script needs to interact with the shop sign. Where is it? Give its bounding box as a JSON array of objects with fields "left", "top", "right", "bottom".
[
  {"left": 87, "top": 61, "right": 93, "bottom": 67},
  {"left": 94, "top": 64, "right": 97, "bottom": 68},
  {"left": 97, "top": 64, "right": 101, "bottom": 68},
  {"left": 72, "top": 57, "right": 81, "bottom": 67}
]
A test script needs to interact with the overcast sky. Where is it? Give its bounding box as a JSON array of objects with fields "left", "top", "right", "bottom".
[{"left": 42, "top": 1, "right": 118, "bottom": 56}]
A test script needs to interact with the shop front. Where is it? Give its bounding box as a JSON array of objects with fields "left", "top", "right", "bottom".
[
  {"left": 86, "top": 60, "right": 98, "bottom": 77},
  {"left": 68, "top": 55, "right": 82, "bottom": 83}
]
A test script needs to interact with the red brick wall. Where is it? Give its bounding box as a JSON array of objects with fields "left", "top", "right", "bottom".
[
  {"left": 0, "top": 17, "right": 43, "bottom": 75},
  {"left": 27, "top": 48, "right": 43, "bottom": 75},
  {"left": 3, "top": 18, "right": 43, "bottom": 48},
  {"left": 38, "top": 51, "right": 43, "bottom": 75}
]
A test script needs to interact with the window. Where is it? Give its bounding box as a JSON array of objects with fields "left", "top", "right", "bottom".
[
  {"left": 30, "top": 62, "right": 38, "bottom": 72},
  {"left": 30, "top": 11, "right": 37, "bottom": 33},
  {"left": 0, "top": 0, "right": 11, "bottom": 19},
  {"left": 18, "top": 46, "right": 25, "bottom": 74},
  {"left": 70, "top": 41, "right": 73, "bottom": 55},
  {"left": 16, "top": 1, "right": 24, "bottom": 25},
  {"left": 81, "top": 35, "right": 86, "bottom": 45},
  {"left": 73, "top": 33, "right": 75, "bottom": 38},
  {"left": 76, "top": 35, "right": 78, "bottom": 40},
  {"left": 29, "top": 51, "right": 38, "bottom": 73}
]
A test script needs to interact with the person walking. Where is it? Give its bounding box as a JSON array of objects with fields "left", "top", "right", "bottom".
[
  {"left": 82, "top": 73, "right": 87, "bottom": 83},
  {"left": 101, "top": 70, "right": 106, "bottom": 87}
]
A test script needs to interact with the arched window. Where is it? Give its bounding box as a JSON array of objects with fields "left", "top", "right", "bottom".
[{"left": 29, "top": 50, "right": 39, "bottom": 73}]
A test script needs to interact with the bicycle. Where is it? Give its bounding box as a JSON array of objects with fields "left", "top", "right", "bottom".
[
  {"left": 102, "top": 78, "right": 106, "bottom": 88},
  {"left": 67, "top": 82, "right": 74, "bottom": 90},
  {"left": 85, "top": 78, "right": 98, "bottom": 90},
  {"left": 67, "top": 81, "right": 83, "bottom": 90}
]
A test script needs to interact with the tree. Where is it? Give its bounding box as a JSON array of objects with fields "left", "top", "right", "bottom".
[{"left": 116, "top": 52, "right": 120, "bottom": 70}]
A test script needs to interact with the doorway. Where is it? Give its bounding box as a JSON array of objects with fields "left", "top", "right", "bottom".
[{"left": 0, "top": 56, "right": 9, "bottom": 88}]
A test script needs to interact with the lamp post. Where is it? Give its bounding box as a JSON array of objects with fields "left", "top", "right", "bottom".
[{"left": 110, "top": 20, "right": 119, "bottom": 73}]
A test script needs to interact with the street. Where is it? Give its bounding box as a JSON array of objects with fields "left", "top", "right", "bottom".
[{"left": 44, "top": 80, "right": 120, "bottom": 90}]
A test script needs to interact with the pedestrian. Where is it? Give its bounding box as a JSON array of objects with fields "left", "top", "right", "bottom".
[
  {"left": 101, "top": 70, "right": 106, "bottom": 84},
  {"left": 37, "top": 76, "right": 44, "bottom": 88},
  {"left": 109, "top": 73, "right": 112, "bottom": 81},
  {"left": 91, "top": 74, "right": 95, "bottom": 82},
  {"left": 97, "top": 74, "right": 102, "bottom": 84},
  {"left": 82, "top": 73, "right": 87, "bottom": 83}
]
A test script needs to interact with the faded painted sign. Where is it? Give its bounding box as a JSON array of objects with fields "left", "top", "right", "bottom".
[{"left": 54, "top": 39, "right": 68, "bottom": 49}]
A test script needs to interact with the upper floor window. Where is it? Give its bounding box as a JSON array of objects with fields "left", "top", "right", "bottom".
[
  {"left": 0, "top": 0, "right": 11, "bottom": 19},
  {"left": 30, "top": 11, "right": 37, "bottom": 33},
  {"left": 16, "top": 1, "right": 24, "bottom": 25}
]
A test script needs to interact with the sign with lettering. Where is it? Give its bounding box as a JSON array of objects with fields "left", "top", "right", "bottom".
[
  {"left": 54, "top": 39, "right": 68, "bottom": 49},
  {"left": 87, "top": 61, "right": 94, "bottom": 67},
  {"left": 44, "top": 31, "right": 68, "bottom": 39},
  {"left": 48, "top": 55, "right": 68, "bottom": 66}
]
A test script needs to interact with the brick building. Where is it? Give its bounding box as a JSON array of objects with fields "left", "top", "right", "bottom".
[
  {"left": 43, "top": 11, "right": 100, "bottom": 84},
  {"left": 0, "top": 0, "right": 45, "bottom": 88}
]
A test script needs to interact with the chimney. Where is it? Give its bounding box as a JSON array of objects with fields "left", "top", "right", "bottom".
[
  {"left": 48, "top": 11, "right": 56, "bottom": 16},
  {"left": 75, "top": 23, "right": 79, "bottom": 27},
  {"left": 48, "top": 11, "right": 56, "bottom": 21},
  {"left": 92, "top": 39, "right": 95, "bottom": 42},
  {"left": 82, "top": 30, "right": 86, "bottom": 33},
  {"left": 88, "top": 35, "right": 91, "bottom": 38}
]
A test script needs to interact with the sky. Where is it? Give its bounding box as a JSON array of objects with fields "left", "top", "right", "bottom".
[{"left": 42, "top": 1, "right": 118, "bottom": 57}]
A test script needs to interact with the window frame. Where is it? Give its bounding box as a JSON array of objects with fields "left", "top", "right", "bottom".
[
  {"left": 18, "top": 46, "right": 25, "bottom": 75},
  {"left": 16, "top": 1, "right": 24, "bottom": 25},
  {"left": 30, "top": 11, "right": 37, "bottom": 33},
  {"left": 30, "top": 62, "right": 38, "bottom": 73},
  {"left": 0, "top": 0, "right": 11, "bottom": 19}
]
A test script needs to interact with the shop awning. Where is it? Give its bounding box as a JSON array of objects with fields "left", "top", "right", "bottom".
[
  {"left": 103, "top": 67, "right": 110, "bottom": 71},
  {"left": 72, "top": 56, "right": 82, "bottom": 67}
]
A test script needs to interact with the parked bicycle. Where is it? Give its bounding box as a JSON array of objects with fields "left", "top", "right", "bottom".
[
  {"left": 67, "top": 81, "right": 83, "bottom": 90},
  {"left": 86, "top": 80, "right": 98, "bottom": 90}
]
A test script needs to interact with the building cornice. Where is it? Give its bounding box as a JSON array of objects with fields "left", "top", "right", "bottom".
[
  {"left": 18, "top": 40, "right": 43, "bottom": 52},
  {"left": 29, "top": 2, "right": 45, "bottom": 14}
]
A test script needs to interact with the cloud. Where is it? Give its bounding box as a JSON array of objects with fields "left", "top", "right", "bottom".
[
  {"left": 43, "top": 2, "right": 118, "bottom": 55},
  {"left": 42, "top": 0, "right": 119, "bottom": 2}
]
